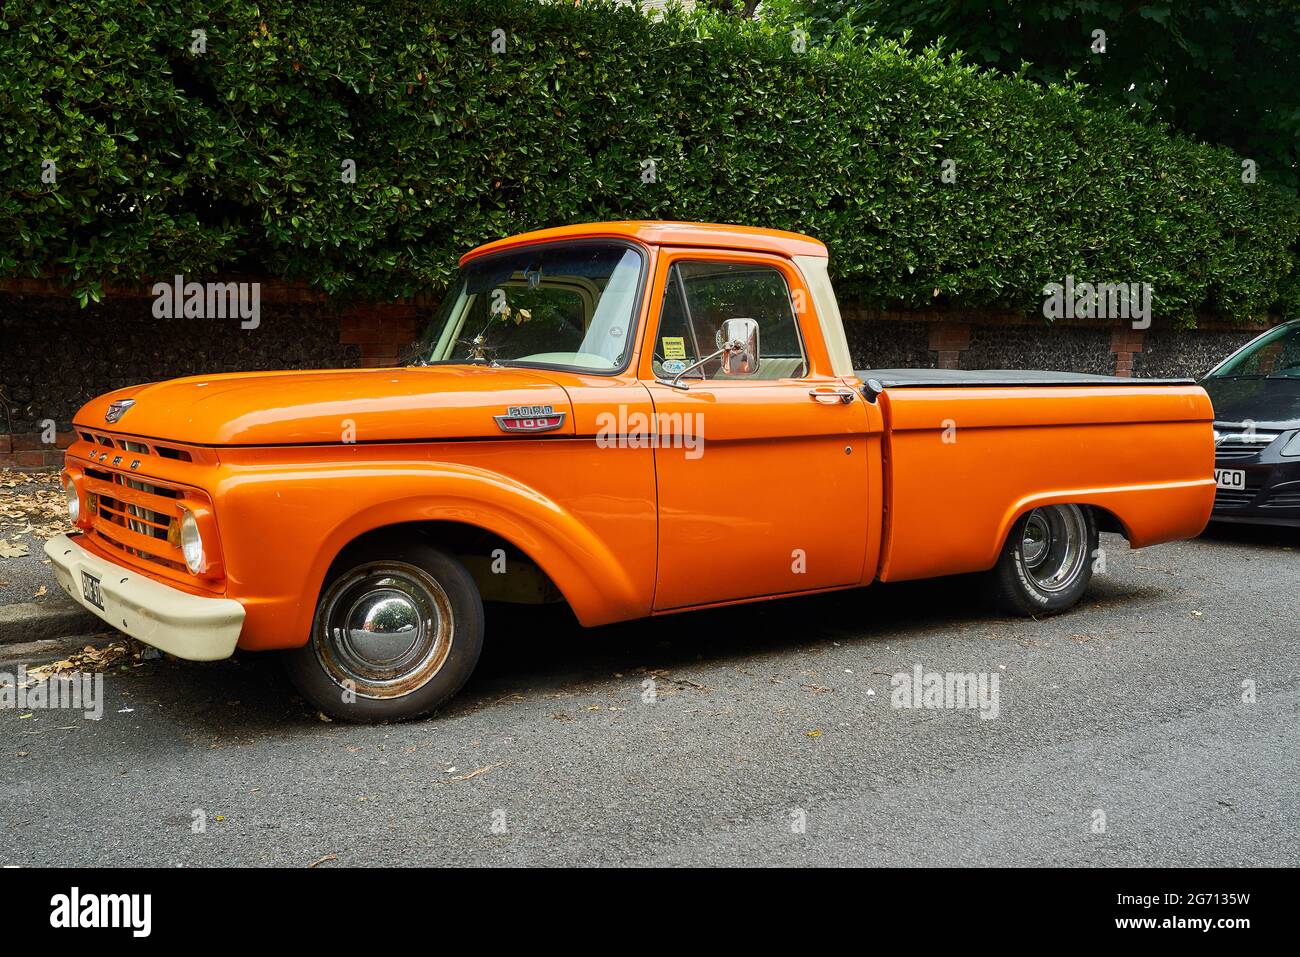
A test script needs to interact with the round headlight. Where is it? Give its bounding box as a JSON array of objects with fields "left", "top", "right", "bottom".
[
  {"left": 180, "top": 510, "right": 204, "bottom": 574},
  {"left": 64, "top": 478, "right": 80, "bottom": 524}
]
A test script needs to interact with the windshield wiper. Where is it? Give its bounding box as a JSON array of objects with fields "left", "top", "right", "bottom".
[{"left": 415, "top": 357, "right": 499, "bottom": 367}]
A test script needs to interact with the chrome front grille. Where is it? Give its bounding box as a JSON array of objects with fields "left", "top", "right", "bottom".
[
  {"left": 119, "top": 441, "right": 166, "bottom": 542},
  {"left": 73, "top": 429, "right": 206, "bottom": 584},
  {"left": 1213, "top": 427, "right": 1281, "bottom": 462},
  {"left": 77, "top": 430, "right": 193, "bottom": 462},
  {"left": 1213, "top": 445, "right": 1266, "bottom": 462},
  {"left": 83, "top": 466, "right": 185, "bottom": 573}
]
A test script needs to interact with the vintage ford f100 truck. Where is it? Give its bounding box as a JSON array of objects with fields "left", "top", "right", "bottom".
[{"left": 46, "top": 222, "right": 1215, "bottom": 721}]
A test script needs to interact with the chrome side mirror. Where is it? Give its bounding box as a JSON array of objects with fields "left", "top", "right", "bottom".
[
  {"left": 658, "top": 316, "right": 763, "bottom": 390},
  {"left": 717, "top": 317, "right": 760, "bottom": 376}
]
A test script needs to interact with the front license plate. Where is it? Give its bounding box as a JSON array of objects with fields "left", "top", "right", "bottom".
[
  {"left": 1215, "top": 468, "right": 1246, "bottom": 491},
  {"left": 81, "top": 571, "right": 104, "bottom": 610}
]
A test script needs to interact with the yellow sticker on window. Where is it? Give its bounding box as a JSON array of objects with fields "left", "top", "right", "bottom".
[{"left": 661, "top": 337, "right": 687, "bottom": 359}]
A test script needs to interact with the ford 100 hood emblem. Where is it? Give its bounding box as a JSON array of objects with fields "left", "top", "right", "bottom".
[
  {"left": 494, "top": 405, "right": 565, "bottom": 434},
  {"left": 104, "top": 399, "right": 136, "bottom": 424}
]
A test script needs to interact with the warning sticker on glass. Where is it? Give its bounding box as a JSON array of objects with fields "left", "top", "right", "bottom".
[{"left": 661, "top": 337, "right": 687, "bottom": 360}]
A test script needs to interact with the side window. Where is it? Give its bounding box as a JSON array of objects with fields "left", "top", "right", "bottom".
[{"left": 651, "top": 261, "right": 807, "bottom": 381}]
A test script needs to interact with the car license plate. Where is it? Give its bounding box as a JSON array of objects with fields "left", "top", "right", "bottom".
[
  {"left": 81, "top": 570, "right": 104, "bottom": 610},
  {"left": 1215, "top": 468, "right": 1246, "bottom": 491}
]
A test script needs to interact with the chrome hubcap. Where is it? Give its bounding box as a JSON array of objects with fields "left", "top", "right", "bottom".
[
  {"left": 314, "top": 562, "right": 454, "bottom": 699},
  {"left": 1019, "top": 505, "right": 1088, "bottom": 593},
  {"left": 341, "top": 590, "right": 421, "bottom": 666}
]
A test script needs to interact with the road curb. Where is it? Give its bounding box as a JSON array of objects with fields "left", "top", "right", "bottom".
[{"left": 0, "top": 596, "right": 101, "bottom": 645}]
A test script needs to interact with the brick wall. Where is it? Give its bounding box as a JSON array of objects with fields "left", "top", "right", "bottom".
[
  {"left": 0, "top": 279, "right": 1280, "bottom": 470},
  {"left": 928, "top": 323, "right": 971, "bottom": 369},
  {"left": 0, "top": 431, "right": 76, "bottom": 469},
  {"left": 840, "top": 305, "right": 1272, "bottom": 379},
  {"left": 0, "top": 283, "right": 431, "bottom": 470},
  {"left": 339, "top": 304, "right": 421, "bottom": 367}
]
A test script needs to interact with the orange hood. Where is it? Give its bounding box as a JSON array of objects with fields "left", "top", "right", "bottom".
[{"left": 73, "top": 366, "right": 575, "bottom": 446}]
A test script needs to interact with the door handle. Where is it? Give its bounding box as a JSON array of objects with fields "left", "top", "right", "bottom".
[{"left": 808, "top": 388, "right": 857, "bottom": 405}]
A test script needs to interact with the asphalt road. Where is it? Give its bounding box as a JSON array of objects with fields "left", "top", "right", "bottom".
[{"left": 1, "top": 525, "right": 1297, "bottom": 867}]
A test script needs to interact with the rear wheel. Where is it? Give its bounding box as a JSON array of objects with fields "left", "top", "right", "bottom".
[
  {"left": 991, "top": 504, "right": 1097, "bottom": 617},
  {"left": 285, "top": 542, "right": 484, "bottom": 722}
]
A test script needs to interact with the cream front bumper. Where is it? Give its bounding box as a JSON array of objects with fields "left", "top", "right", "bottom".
[{"left": 44, "top": 533, "right": 244, "bottom": 661}]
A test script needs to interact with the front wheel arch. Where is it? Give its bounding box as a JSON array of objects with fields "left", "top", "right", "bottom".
[
  {"left": 328, "top": 520, "right": 564, "bottom": 606},
  {"left": 297, "top": 486, "right": 646, "bottom": 633}
]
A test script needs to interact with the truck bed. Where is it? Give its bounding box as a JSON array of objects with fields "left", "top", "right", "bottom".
[
  {"left": 862, "top": 370, "right": 1215, "bottom": 584},
  {"left": 858, "top": 368, "right": 1196, "bottom": 388}
]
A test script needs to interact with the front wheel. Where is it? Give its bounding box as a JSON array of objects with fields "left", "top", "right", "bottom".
[
  {"left": 990, "top": 504, "right": 1097, "bottom": 617},
  {"left": 285, "top": 542, "right": 484, "bottom": 722}
]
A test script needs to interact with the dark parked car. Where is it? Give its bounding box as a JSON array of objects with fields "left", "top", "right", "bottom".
[{"left": 1200, "top": 320, "right": 1300, "bottom": 526}]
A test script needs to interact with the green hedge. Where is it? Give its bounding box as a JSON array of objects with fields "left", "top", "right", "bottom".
[{"left": 2, "top": 0, "right": 1298, "bottom": 324}]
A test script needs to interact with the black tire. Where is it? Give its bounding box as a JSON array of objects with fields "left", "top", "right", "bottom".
[
  {"left": 285, "top": 541, "right": 484, "bottom": 722},
  {"left": 990, "top": 504, "right": 1098, "bottom": 617}
]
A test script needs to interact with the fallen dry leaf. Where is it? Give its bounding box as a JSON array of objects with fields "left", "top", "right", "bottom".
[
  {"left": 0, "top": 470, "right": 69, "bottom": 540},
  {"left": 0, "top": 540, "right": 30, "bottom": 559},
  {"left": 452, "top": 763, "right": 501, "bottom": 782},
  {"left": 21, "top": 639, "right": 144, "bottom": 686}
]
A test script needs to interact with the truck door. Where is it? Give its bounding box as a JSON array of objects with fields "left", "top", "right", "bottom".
[{"left": 641, "top": 249, "right": 873, "bottom": 610}]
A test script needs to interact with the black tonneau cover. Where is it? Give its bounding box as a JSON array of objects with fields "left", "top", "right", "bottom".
[{"left": 857, "top": 368, "right": 1196, "bottom": 388}]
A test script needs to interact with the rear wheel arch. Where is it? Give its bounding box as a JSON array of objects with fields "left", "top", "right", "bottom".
[
  {"left": 1087, "top": 504, "right": 1131, "bottom": 541},
  {"left": 995, "top": 496, "right": 1129, "bottom": 564}
]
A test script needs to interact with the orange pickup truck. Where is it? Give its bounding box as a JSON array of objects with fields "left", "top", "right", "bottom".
[{"left": 46, "top": 222, "right": 1215, "bottom": 721}]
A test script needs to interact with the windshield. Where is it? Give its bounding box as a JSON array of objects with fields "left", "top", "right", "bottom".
[
  {"left": 407, "top": 241, "right": 645, "bottom": 372},
  {"left": 1206, "top": 322, "right": 1300, "bottom": 379}
]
